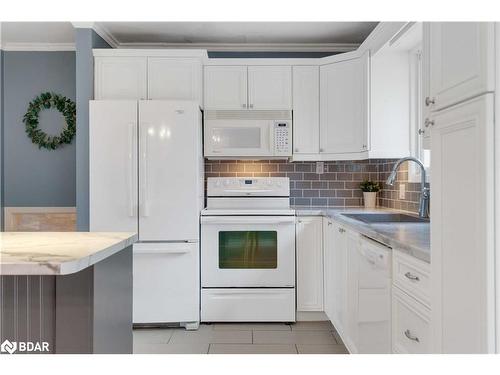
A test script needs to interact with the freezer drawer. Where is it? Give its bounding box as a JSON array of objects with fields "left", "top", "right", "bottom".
[
  {"left": 133, "top": 242, "right": 199, "bottom": 324},
  {"left": 201, "top": 288, "right": 295, "bottom": 322}
]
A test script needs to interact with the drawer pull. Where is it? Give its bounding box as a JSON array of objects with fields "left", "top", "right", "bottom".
[
  {"left": 404, "top": 272, "right": 420, "bottom": 281},
  {"left": 404, "top": 329, "right": 420, "bottom": 343}
]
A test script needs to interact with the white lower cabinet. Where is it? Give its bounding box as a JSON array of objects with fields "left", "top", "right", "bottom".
[
  {"left": 322, "top": 218, "right": 359, "bottom": 353},
  {"left": 392, "top": 287, "right": 431, "bottom": 354},
  {"left": 321, "top": 218, "right": 431, "bottom": 353},
  {"left": 296, "top": 216, "right": 324, "bottom": 311}
]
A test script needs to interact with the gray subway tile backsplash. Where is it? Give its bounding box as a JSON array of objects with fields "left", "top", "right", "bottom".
[{"left": 205, "top": 159, "right": 424, "bottom": 213}]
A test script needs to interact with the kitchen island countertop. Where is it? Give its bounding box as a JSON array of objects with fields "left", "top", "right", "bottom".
[{"left": 0, "top": 232, "right": 137, "bottom": 275}]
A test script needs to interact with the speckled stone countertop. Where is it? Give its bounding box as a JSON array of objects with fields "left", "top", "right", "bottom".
[
  {"left": 0, "top": 232, "right": 137, "bottom": 275},
  {"left": 294, "top": 207, "right": 430, "bottom": 263}
]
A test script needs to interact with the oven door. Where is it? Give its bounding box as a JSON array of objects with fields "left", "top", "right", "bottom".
[
  {"left": 201, "top": 215, "right": 295, "bottom": 287},
  {"left": 204, "top": 119, "right": 273, "bottom": 157}
]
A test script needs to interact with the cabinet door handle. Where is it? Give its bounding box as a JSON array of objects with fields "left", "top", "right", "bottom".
[
  {"left": 328, "top": 221, "right": 332, "bottom": 226},
  {"left": 404, "top": 329, "right": 420, "bottom": 342},
  {"left": 249, "top": 104, "right": 254, "bottom": 109},
  {"left": 294, "top": 148, "right": 299, "bottom": 152},
  {"left": 418, "top": 129, "right": 425, "bottom": 135},
  {"left": 425, "top": 97, "right": 435, "bottom": 106},
  {"left": 424, "top": 119, "right": 434, "bottom": 128},
  {"left": 319, "top": 148, "right": 324, "bottom": 153},
  {"left": 242, "top": 103, "right": 247, "bottom": 108},
  {"left": 404, "top": 272, "right": 420, "bottom": 281}
]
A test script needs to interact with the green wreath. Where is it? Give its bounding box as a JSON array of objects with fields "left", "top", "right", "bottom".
[{"left": 22, "top": 92, "right": 76, "bottom": 150}]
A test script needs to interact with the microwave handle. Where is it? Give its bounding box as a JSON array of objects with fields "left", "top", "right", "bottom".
[{"left": 270, "top": 122, "right": 275, "bottom": 154}]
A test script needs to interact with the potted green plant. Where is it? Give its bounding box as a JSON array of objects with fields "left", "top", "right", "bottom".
[{"left": 359, "top": 180, "right": 381, "bottom": 209}]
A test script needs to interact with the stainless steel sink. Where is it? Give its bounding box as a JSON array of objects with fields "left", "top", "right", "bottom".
[{"left": 341, "top": 213, "right": 430, "bottom": 224}]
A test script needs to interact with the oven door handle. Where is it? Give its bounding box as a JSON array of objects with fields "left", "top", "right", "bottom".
[{"left": 201, "top": 216, "right": 295, "bottom": 225}]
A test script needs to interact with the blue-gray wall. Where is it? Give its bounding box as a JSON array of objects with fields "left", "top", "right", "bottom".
[
  {"left": 75, "top": 29, "right": 110, "bottom": 231},
  {"left": 2, "top": 51, "right": 76, "bottom": 207},
  {"left": 1, "top": 50, "right": 4, "bottom": 226}
]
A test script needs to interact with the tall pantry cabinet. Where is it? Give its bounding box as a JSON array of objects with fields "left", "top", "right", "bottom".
[{"left": 427, "top": 22, "right": 497, "bottom": 353}]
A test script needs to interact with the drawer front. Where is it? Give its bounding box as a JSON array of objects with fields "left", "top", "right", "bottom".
[
  {"left": 201, "top": 288, "right": 296, "bottom": 322},
  {"left": 393, "top": 250, "right": 430, "bottom": 306},
  {"left": 392, "top": 287, "right": 431, "bottom": 354}
]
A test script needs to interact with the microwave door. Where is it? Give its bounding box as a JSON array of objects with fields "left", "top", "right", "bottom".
[{"left": 206, "top": 120, "right": 272, "bottom": 157}]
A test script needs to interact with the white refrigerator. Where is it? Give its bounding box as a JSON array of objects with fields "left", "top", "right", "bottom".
[{"left": 89, "top": 100, "right": 203, "bottom": 328}]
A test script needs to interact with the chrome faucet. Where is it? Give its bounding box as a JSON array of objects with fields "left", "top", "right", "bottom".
[{"left": 386, "top": 157, "right": 430, "bottom": 218}]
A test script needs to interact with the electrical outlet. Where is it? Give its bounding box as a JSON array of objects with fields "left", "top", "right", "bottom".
[
  {"left": 316, "top": 162, "right": 325, "bottom": 174},
  {"left": 399, "top": 184, "right": 406, "bottom": 199}
]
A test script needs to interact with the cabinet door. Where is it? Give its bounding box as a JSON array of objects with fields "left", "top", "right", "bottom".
[
  {"left": 421, "top": 23, "right": 431, "bottom": 149},
  {"left": 428, "top": 22, "right": 494, "bottom": 111},
  {"left": 323, "top": 218, "right": 335, "bottom": 321},
  {"left": 148, "top": 58, "right": 202, "bottom": 103},
  {"left": 248, "top": 66, "right": 292, "bottom": 110},
  {"left": 89, "top": 100, "right": 138, "bottom": 233},
  {"left": 95, "top": 57, "right": 147, "bottom": 100},
  {"left": 320, "top": 53, "right": 369, "bottom": 154},
  {"left": 292, "top": 66, "right": 320, "bottom": 154},
  {"left": 345, "top": 230, "right": 360, "bottom": 353},
  {"left": 296, "top": 216, "right": 324, "bottom": 311},
  {"left": 204, "top": 66, "right": 247, "bottom": 110},
  {"left": 332, "top": 223, "right": 348, "bottom": 333},
  {"left": 430, "top": 94, "right": 495, "bottom": 353}
]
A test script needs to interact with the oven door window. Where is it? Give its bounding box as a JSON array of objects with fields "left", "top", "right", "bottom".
[{"left": 218, "top": 231, "right": 277, "bottom": 269}]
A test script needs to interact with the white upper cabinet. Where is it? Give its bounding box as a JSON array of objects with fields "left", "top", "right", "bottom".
[
  {"left": 248, "top": 66, "right": 292, "bottom": 110},
  {"left": 204, "top": 65, "right": 292, "bottom": 110},
  {"left": 296, "top": 216, "right": 324, "bottom": 312},
  {"left": 427, "top": 22, "right": 495, "bottom": 111},
  {"left": 148, "top": 58, "right": 202, "bottom": 103},
  {"left": 204, "top": 66, "right": 248, "bottom": 110},
  {"left": 95, "top": 57, "right": 148, "bottom": 100},
  {"left": 320, "top": 52, "right": 369, "bottom": 155},
  {"left": 292, "top": 66, "right": 320, "bottom": 155}
]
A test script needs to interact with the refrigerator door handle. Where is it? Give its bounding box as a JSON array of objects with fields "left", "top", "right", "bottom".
[
  {"left": 128, "top": 122, "right": 136, "bottom": 217},
  {"left": 140, "top": 123, "right": 150, "bottom": 217}
]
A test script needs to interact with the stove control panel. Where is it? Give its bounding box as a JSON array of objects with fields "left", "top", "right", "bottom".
[{"left": 208, "top": 177, "right": 290, "bottom": 197}]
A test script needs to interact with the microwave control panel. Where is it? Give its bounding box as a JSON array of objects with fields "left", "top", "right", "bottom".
[{"left": 274, "top": 121, "right": 291, "bottom": 156}]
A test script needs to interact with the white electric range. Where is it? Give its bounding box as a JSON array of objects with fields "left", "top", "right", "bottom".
[{"left": 200, "top": 177, "right": 296, "bottom": 322}]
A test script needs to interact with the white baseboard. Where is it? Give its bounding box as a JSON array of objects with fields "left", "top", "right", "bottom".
[{"left": 296, "top": 311, "right": 328, "bottom": 321}]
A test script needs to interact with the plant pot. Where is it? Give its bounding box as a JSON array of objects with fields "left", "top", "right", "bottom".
[{"left": 363, "top": 192, "right": 377, "bottom": 209}]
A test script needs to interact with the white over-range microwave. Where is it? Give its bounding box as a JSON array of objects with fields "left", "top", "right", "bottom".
[{"left": 203, "top": 110, "right": 292, "bottom": 159}]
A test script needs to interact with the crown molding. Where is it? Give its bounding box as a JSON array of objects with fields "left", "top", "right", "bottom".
[
  {"left": 116, "top": 42, "right": 359, "bottom": 52},
  {"left": 71, "top": 22, "right": 119, "bottom": 48},
  {"left": 1, "top": 43, "right": 76, "bottom": 51}
]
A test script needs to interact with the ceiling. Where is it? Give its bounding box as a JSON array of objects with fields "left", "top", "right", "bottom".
[
  {"left": 100, "top": 22, "right": 378, "bottom": 46},
  {"left": 1, "top": 22, "right": 379, "bottom": 51}
]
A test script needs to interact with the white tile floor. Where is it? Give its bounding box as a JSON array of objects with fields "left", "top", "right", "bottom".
[{"left": 133, "top": 321, "right": 349, "bottom": 354}]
